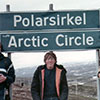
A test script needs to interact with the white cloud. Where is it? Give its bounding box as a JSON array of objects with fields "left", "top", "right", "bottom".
[
  {"left": 0, "top": 0, "right": 100, "bottom": 12},
  {"left": 11, "top": 50, "right": 96, "bottom": 69}
]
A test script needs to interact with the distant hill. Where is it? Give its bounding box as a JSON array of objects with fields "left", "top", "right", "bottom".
[
  {"left": 16, "top": 62, "right": 96, "bottom": 80},
  {"left": 65, "top": 61, "right": 97, "bottom": 85},
  {"left": 15, "top": 66, "right": 37, "bottom": 78}
]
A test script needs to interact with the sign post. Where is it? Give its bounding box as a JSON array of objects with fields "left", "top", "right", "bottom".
[
  {"left": 96, "top": 49, "right": 100, "bottom": 100},
  {"left": 6, "top": 4, "right": 13, "bottom": 100}
]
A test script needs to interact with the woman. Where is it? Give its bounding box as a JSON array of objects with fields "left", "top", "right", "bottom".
[{"left": 31, "top": 51, "right": 68, "bottom": 100}]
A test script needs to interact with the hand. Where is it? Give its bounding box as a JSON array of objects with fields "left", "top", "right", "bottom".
[
  {"left": 98, "top": 73, "right": 100, "bottom": 78},
  {"left": 0, "top": 74, "right": 7, "bottom": 83}
]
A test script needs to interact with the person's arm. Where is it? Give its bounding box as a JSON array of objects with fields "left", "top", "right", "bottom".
[
  {"left": 6, "top": 64, "right": 15, "bottom": 85},
  {"left": 0, "top": 58, "right": 15, "bottom": 85},
  {"left": 31, "top": 68, "right": 41, "bottom": 100},
  {"left": 60, "top": 70, "right": 69, "bottom": 100}
]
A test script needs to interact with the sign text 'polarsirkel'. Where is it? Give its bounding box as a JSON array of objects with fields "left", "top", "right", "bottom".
[{"left": 0, "top": 10, "right": 99, "bottom": 31}]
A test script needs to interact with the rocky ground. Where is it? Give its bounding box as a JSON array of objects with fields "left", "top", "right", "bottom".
[
  {"left": 69, "top": 94, "right": 97, "bottom": 100},
  {"left": 11, "top": 83, "right": 97, "bottom": 100},
  {"left": 13, "top": 84, "right": 32, "bottom": 100}
]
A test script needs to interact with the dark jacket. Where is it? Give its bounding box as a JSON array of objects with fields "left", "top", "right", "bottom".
[
  {"left": 0, "top": 53, "right": 15, "bottom": 89},
  {"left": 31, "top": 64, "right": 68, "bottom": 100}
]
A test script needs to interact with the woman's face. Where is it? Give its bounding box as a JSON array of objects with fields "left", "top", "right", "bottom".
[{"left": 45, "top": 55, "right": 56, "bottom": 69}]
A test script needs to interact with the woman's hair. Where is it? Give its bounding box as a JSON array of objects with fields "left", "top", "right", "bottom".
[{"left": 44, "top": 51, "right": 57, "bottom": 63}]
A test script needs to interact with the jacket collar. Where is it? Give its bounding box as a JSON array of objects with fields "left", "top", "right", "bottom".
[{"left": 0, "top": 53, "right": 5, "bottom": 60}]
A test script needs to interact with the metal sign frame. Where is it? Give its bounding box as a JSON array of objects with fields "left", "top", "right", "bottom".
[{"left": 1, "top": 4, "right": 100, "bottom": 100}]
